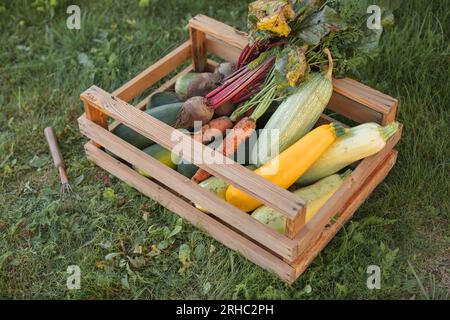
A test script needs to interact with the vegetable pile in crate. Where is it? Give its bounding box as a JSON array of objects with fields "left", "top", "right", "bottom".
[{"left": 78, "top": 3, "right": 402, "bottom": 283}]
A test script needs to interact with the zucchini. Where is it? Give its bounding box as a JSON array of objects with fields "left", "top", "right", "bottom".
[
  {"left": 251, "top": 170, "right": 351, "bottom": 233},
  {"left": 195, "top": 165, "right": 256, "bottom": 213},
  {"left": 177, "top": 159, "right": 198, "bottom": 179},
  {"left": 297, "top": 122, "right": 400, "bottom": 185},
  {"left": 252, "top": 50, "right": 334, "bottom": 166},
  {"left": 147, "top": 92, "right": 180, "bottom": 109},
  {"left": 111, "top": 102, "right": 183, "bottom": 150},
  {"left": 195, "top": 177, "right": 229, "bottom": 212},
  {"left": 133, "top": 144, "right": 180, "bottom": 178},
  {"left": 176, "top": 139, "right": 221, "bottom": 179},
  {"left": 226, "top": 123, "right": 346, "bottom": 212}
]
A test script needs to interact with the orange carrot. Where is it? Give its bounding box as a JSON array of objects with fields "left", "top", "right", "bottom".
[
  {"left": 191, "top": 117, "right": 257, "bottom": 183},
  {"left": 193, "top": 116, "right": 234, "bottom": 144}
]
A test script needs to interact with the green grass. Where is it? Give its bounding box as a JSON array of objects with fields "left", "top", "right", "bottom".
[{"left": 0, "top": 0, "right": 449, "bottom": 299}]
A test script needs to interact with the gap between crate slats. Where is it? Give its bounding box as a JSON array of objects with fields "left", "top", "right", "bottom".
[
  {"left": 189, "top": 14, "right": 398, "bottom": 125},
  {"left": 78, "top": 115, "right": 299, "bottom": 261},
  {"left": 291, "top": 149, "right": 398, "bottom": 281},
  {"left": 292, "top": 150, "right": 398, "bottom": 278},
  {"left": 113, "top": 40, "right": 192, "bottom": 102},
  {"left": 81, "top": 86, "right": 307, "bottom": 224},
  {"left": 290, "top": 125, "right": 402, "bottom": 259},
  {"left": 109, "top": 64, "right": 195, "bottom": 132},
  {"left": 84, "top": 141, "right": 295, "bottom": 282}
]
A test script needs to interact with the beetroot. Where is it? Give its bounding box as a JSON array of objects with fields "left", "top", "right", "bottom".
[
  {"left": 214, "top": 62, "right": 235, "bottom": 80},
  {"left": 175, "top": 96, "right": 214, "bottom": 129},
  {"left": 214, "top": 101, "right": 234, "bottom": 116},
  {"left": 186, "top": 73, "right": 220, "bottom": 98}
]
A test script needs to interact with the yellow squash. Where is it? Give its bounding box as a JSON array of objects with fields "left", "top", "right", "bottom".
[
  {"left": 251, "top": 170, "right": 352, "bottom": 233},
  {"left": 226, "top": 123, "right": 346, "bottom": 212}
]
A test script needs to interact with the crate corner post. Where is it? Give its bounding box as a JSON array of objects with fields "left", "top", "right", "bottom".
[
  {"left": 80, "top": 87, "right": 109, "bottom": 148},
  {"left": 189, "top": 18, "right": 207, "bottom": 72},
  {"left": 76, "top": 15, "right": 403, "bottom": 285}
]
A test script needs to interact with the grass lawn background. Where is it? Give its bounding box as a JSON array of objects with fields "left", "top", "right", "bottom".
[{"left": 0, "top": 0, "right": 448, "bottom": 299}]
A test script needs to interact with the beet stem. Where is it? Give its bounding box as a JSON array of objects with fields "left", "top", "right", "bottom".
[
  {"left": 237, "top": 44, "right": 250, "bottom": 69},
  {"left": 206, "top": 66, "right": 248, "bottom": 99},
  {"left": 208, "top": 58, "right": 273, "bottom": 108}
]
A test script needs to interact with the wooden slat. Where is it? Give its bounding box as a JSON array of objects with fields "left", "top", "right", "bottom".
[
  {"left": 192, "top": 15, "right": 399, "bottom": 126},
  {"left": 77, "top": 15, "right": 403, "bottom": 283},
  {"left": 330, "top": 78, "right": 399, "bottom": 125},
  {"left": 78, "top": 116, "right": 298, "bottom": 261},
  {"left": 328, "top": 92, "right": 383, "bottom": 124},
  {"left": 83, "top": 100, "right": 108, "bottom": 147},
  {"left": 293, "top": 150, "right": 398, "bottom": 279},
  {"left": 108, "top": 64, "right": 194, "bottom": 132},
  {"left": 112, "top": 41, "right": 191, "bottom": 102},
  {"left": 286, "top": 215, "right": 306, "bottom": 240},
  {"left": 189, "top": 26, "right": 207, "bottom": 72},
  {"left": 84, "top": 142, "right": 295, "bottom": 282},
  {"left": 189, "top": 14, "right": 248, "bottom": 50},
  {"left": 134, "top": 64, "right": 194, "bottom": 110},
  {"left": 206, "top": 59, "right": 219, "bottom": 72},
  {"left": 333, "top": 78, "right": 398, "bottom": 116},
  {"left": 80, "top": 86, "right": 306, "bottom": 222},
  {"left": 205, "top": 36, "right": 242, "bottom": 64},
  {"left": 291, "top": 124, "right": 403, "bottom": 259}
]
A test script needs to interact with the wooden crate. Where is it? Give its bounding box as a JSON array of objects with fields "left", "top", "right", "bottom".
[{"left": 78, "top": 15, "right": 402, "bottom": 283}]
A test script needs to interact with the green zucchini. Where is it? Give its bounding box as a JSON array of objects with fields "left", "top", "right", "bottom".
[
  {"left": 195, "top": 176, "right": 229, "bottom": 212},
  {"left": 133, "top": 144, "right": 180, "bottom": 178},
  {"left": 146, "top": 92, "right": 180, "bottom": 109},
  {"left": 252, "top": 50, "right": 334, "bottom": 166},
  {"left": 297, "top": 122, "right": 399, "bottom": 185},
  {"left": 111, "top": 102, "right": 183, "bottom": 150},
  {"left": 251, "top": 170, "right": 351, "bottom": 233},
  {"left": 177, "top": 159, "right": 198, "bottom": 179},
  {"left": 195, "top": 165, "right": 256, "bottom": 213},
  {"left": 175, "top": 73, "right": 202, "bottom": 98}
]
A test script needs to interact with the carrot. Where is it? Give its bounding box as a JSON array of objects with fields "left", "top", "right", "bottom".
[
  {"left": 191, "top": 117, "right": 257, "bottom": 183},
  {"left": 192, "top": 116, "right": 234, "bottom": 144},
  {"left": 192, "top": 64, "right": 278, "bottom": 184}
]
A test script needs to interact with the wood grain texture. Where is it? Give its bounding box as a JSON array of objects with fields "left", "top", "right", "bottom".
[
  {"left": 328, "top": 92, "right": 383, "bottom": 124},
  {"left": 292, "top": 150, "right": 398, "bottom": 279},
  {"left": 189, "top": 14, "right": 248, "bottom": 50},
  {"left": 328, "top": 78, "right": 400, "bottom": 125},
  {"left": 205, "top": 36, "right": 242, "bottom": 64},
  {"left": 190, "top": 15, "right": 399, "bottom": 125},
  {"left": 333, "top": 78, "right": 398, "bottom": 117},
  {"left": 285, "top": 214, "right": 306, "bottom": 239},
  {"left": 78, "top": 115, "right": 298, "bottom": 261},
  {"left": 134, "top": 64, "right": 194, "bottom": 110},
  {"left": 189, "top": 27, "right": 207, "bottom": 72},
  {"left": 76, "top": 15, "right": 403, "bottom": 283},
  {"left": 291, "top": 124, "right": 403, "bottom": 259},
  {"left": 84, "top": 141, "right": 295, "bottom": 281},
  {"left": 108, "top": 64, "right": 194, "bottom": 132},
  {"left": 112, "top": 41, "right": 191, "bottom": 102},
  {"left": 83, "top": 101, "right": 108, "bottom": 147},
  {"left": 80, "top": 86, "right": 306, "bottom": 222}
]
